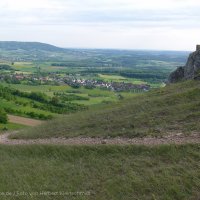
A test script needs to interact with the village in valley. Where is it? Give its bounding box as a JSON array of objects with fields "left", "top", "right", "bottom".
[{"left": 0, "top": 66, "right": 151, "bottom": 92}]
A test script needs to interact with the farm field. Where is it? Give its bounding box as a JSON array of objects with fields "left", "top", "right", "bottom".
[{"left": 98, "top": 74, "right": 146, "bottom": 83}]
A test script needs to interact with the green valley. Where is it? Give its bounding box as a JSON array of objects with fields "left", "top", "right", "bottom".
[
  {"left": 12, "top": 79, "right": 200, "bottom": 139},
  {"left": 0, "top": 41, "right": 199, "bottom": 200}
]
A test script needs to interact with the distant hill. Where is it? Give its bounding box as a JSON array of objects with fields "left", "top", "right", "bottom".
[
  {"left": 0, "top": 41, "right": 66, "bottom": 52},
  {"left": 0, "top": 41, "right": 188, "bottom": 77},
  {"left": 0, "top": 41, "right": 71, "bottom": 61}
]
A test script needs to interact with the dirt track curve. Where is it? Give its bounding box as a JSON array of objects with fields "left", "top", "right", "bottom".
[
  {"left": 8, "top": 115, "right": 43, "bottom": 127},
  {"left": 0, "top": 132, "right": 200, "bottom": 146}
]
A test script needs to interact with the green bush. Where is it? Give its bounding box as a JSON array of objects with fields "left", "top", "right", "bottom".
[{"left": 0, "top": 109, "right": 8, "bottom": 124}]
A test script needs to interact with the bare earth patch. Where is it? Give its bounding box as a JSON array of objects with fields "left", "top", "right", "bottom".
[
  {"left": 0, "top": 132, "right": 200, "bottom": 146},
  {"left": 8, "top": 115, "right": 43, "bottom": 127}
]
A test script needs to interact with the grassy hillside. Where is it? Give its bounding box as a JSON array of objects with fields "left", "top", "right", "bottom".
[
  {"left": 12, "top": 80, "right": 200, "bottom": 139},
  {"left": 0, "top": 144, "right": 199, "bottom": 200}
]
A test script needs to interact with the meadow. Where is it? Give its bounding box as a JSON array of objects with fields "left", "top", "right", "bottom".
[{"left": 0, "top": 144, "right": 199, "bottom": 200}]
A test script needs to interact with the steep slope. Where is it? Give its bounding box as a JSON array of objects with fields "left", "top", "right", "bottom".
[{"left": 13, "top": 80, "right": 200, "bottom": 139}]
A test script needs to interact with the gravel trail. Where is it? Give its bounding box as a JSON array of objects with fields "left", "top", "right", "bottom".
[{"left": 0, "top": 132, "right": 200, "bottom": 146}]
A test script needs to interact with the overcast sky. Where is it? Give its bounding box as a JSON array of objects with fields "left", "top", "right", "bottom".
[{"left": 0, "top": 0, "right": 200, "bottom": 50}]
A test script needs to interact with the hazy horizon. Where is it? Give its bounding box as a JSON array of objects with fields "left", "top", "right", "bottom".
[
  {"left": 0, "top": 0, "right": 200, "bottom": 51},
  {"left": 0, "top": 40, "right": 192, "bottom": 52}
]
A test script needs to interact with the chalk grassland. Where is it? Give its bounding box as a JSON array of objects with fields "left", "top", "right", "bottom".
[
  {"left": 12, "top": 80, "right": 200, "bottom": 139},
  {"left": 0, "top": 144, "right": 199, "bottom": 200}
]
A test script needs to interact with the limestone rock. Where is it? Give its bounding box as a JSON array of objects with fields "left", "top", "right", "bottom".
[
  {"left": 168, "top": 45, "right": 200, "bottom": 83},
  {"left": 168, "top": 66, "right": 184, "bottom": 83}
]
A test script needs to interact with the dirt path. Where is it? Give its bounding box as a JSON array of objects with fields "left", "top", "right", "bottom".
[
  {"left": 8, "top": 115, "right": 43, "bottom": 127},
  {"left": 0, "top": 132, "right": 200, "bottom": 146}
]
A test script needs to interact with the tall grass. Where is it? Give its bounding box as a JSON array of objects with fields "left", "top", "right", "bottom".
[{"left": 0, "top": 144, "right": 199, "bottom": 200}]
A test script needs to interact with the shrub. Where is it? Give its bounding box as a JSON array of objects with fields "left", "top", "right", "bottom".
[{"left": 0, "top": 109, "right": 8, "bottom": 124}]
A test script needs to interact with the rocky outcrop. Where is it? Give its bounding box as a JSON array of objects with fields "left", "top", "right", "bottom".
[
  {"left": 168, "top": 66, "right": 184, "bottom": 83},
  {"left": 168, "top": 45, "right": 200, "bottom": 83}
]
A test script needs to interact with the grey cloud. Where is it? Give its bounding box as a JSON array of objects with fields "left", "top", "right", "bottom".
[{"left": 0, "top": 0, "right": 200, "bottom": 30}]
